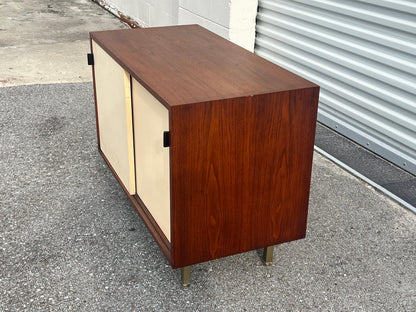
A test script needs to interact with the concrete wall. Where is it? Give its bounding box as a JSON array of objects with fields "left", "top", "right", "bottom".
[
  {"left": 98, "top": 0, "right": 258, "bottom": 51},
  {"left": 228, "top": 0, "right": 258, "bottom": 51},
  {"left": 178, "top": 0, "right": 258, "bottom": 51},
  {"left": 95, "top": 0, "right": 179, "bottom": 27},
  {"left": 178, "top": 0, "right": 231, "bottom": 39}
]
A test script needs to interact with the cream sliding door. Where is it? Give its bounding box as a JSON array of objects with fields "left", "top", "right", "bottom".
[
  {"left": 92, "top": 41, "right": 135, "bottom": 194},
  {"left": 132, "top": 79, "right": 171, "bottom": 241}
]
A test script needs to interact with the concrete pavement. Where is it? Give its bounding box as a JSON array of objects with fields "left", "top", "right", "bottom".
[
  {"left": 1, "top": 1, "right": 415, "bottom": 311},
  {"left": 0, "top": 0, "right": 127, "bottom": 87}
]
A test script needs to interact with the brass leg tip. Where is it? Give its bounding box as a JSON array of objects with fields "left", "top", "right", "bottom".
[
  {"left": 262, "top": 246, "right": 274, "bottom": 266},
  {"left": 182, "top": 282, "right": 190, "bottom": 288},
  {"left": 181, "top": 266, "right": 191, "bottom": 287}
]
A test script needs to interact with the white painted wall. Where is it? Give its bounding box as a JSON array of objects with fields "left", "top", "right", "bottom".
[
  {"left": 178, "top": 0, "right": 231, "bottom": 39},
  {"left": 99, "top": 0, "right": 258, "bottom": 51},
  {"left": 178, "top": 0, "right": 258, "bottom": 51},
  {"left": 228, "top": 0, "right": 258, "bottom": 51},
  {"left": 97, "top": 0, "right": 179, "bottom": 27}
]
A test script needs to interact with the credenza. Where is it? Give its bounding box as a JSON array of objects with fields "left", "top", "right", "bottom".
[{"left": 89, "top": 25, "right": 319, "bottom": 286}]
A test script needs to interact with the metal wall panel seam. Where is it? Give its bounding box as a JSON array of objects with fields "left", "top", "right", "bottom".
[
  {"left": 292, "top": 0, "right": 416, "bottom": 32},
  {"left": 358, "top": 0, "right": 416, "bottom": 14},
  {"left": 259, "top": 0, "right": 416, "bottom": 54},
  {"left": 256, "top": 10, "right": 416, "bottom": 71},
  {"left": 256, "top": 36, "right": 415, "bottom": 112},
  {"left": 255, "top": 46, "right": 416, "bottom": 130},
  {"left": 255, "top": 47, "right": 416, "bottom": 153},
  {"left": 256, "top": 24, "right": 415, "bottom": 93},
  {"left": 317, "top": 110, "right": 416, "bottom": 173},
  {"left": 255, "top": 0, "right": 416, "bottom": 175},
  {"left": 318, "top": 93, "right": 416, "bottom": 151}
]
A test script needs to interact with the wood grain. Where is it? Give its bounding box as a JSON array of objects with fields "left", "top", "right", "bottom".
[
  {"left": 90, "top": 25, "right": 320, "bottom": 269},
  {"left": 90, "top": 25, "right": 317, "bottom": 108},
  {"left": 170, "top": 87, "right": 319, "bottom": 268}
]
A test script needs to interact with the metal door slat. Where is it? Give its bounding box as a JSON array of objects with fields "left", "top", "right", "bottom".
[{"left": 255, "top": 0, "right": 416, "bottom": 174}]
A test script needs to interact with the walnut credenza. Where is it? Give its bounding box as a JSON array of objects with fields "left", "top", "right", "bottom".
[{"left": 89, "top": 25, "right": 319, "bottom": 286}]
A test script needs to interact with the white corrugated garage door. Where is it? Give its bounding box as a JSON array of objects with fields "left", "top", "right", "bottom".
[{"left": 255, "top": 0, "right": 416, "bottom": 175}]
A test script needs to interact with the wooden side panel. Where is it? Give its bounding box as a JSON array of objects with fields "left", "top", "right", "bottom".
[
  {"left": 132, "top": 79, "right": 171, "bottom": 242},
  {"left": 170, "top": 87, "right": 319, "bottom": 268},
  {"left": 93, "top": 40, "right": 136, "bottom": 194}
]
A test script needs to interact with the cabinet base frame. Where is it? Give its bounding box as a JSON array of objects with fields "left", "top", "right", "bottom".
[{"left": 180, "top": 247, "right": 274, "bottom": 287}]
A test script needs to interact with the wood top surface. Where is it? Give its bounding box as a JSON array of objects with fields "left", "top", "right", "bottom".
[{"left": 91, "top": 25, "right": 318, "bottom": 107}]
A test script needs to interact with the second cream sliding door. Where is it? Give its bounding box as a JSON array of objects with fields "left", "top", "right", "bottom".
[{"left": 132, "top": 79, "right": 171, "bottom": 242}]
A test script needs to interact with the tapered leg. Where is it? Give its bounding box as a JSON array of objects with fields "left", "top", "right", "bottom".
[
  {"left": 262, "top": 246, "right": 274, "bottom": 266},
  {"left": 181, "top": 266, "right": 191, "bottom": 287}
]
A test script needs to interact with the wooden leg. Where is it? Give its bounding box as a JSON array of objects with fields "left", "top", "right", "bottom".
[
  {"left": 262, "top": 246, "right": 273, "bottom": 266},
  {"left": 181, "top": 266, "right": 191, "bottom": 287}
]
